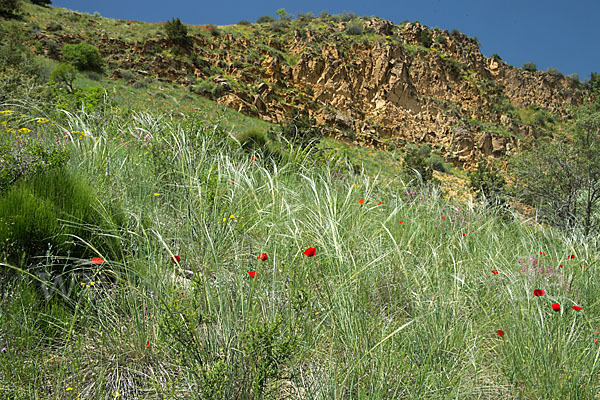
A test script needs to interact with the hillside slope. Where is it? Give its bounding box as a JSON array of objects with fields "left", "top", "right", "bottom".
[{"left": 17, "top": 5, "right": 591, "bottom": 165}]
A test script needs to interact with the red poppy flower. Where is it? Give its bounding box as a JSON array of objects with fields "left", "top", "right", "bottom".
[
  {"left": 146, "top": 341, "right": 150, "bottom": 348},
  {"left": 572, "top": 306, "right": 583, "bottom": 311},
  {"left": 461, "top": 233, "right": 466, "bottom": 237},
  {"left": 533, "top": 289, "right": 545, "bottom": 296},
  {"left": 377, "top": 201, "right": 382, "bottom": 205},
  {"left": 251, "top": 157, "right": 258, "bottom": 162},
  {"left": 399, "top": 220, "right": 404, "bottom": 224},
  {"left": 171, "top": 255, "right": 181, "bottom": 264},
  {"left": 257, "top": 253, "right": 268, "bottom": 261},
  {"left": 496, "top": 330, "right": 505, "bottom": 338},
  {"left": 248, "top": 270, "right": 256, "bottom": 278},
  {"left": 595, "top": 331, "right": 599, "bottom": 335},
  {"left": 559, "top": 264, "right": 564, "bottom": 268},
  {"left": 231, "top": 179, "right": 235, "bottom": 183},
  {"left": 442, "top": 216, "right": 446, "bottom": 220},
  {"left": 92, "top": 257, "right": 104, "bottom": 265},
  {"left": 303, "top": 247, "right": 316, "bottom": 257},
  {"left": 569, "top": 254, "right": 575, "bottom": 259},
  {"left": 492, "top": 269, "right": 499, "bottom": 274},
  {"left": 552, "top": 303, "right": 561, "bottom": 312},
  {"left": 594, "top": 339, "right": 598, "bottom": 343},
  {"left": 539, "top": 251, "right": 546, "bottom": 256},
  {"left": 358, "top": 198, "right": 365, "bottom": 204}
]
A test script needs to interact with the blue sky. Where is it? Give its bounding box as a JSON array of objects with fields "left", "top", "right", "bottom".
[{"left": 51, "top": 0, "right": 597, "bottom": 80}]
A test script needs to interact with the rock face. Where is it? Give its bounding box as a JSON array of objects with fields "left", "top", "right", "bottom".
[{"left": 45, "top": 17, "right": 589, "bottom": 164}]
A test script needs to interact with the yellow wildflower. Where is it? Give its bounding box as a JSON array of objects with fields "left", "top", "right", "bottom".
[
  {"left": 153, "top": 193, "right": 160, "bottom": 196},
  {"left": 0, "top": 121, "right": 6, "bottom": 125},
  {"left": 89, "top": 282, "right": 95, "bottom": 286},
  {"left": 36, "top": 118, "right": 49, "bottom": 124},
  {"left": 230, "top": 215, "right": 235, "bottom": 219},
  {"left": 66, "top": 387, "right": 73, "bottom": 391},
  {"left": 18, "top": 128, "right": 31, "bottom": 133},
  {"left": 0, "top": 110, "right": 14, "bottom": 114}
]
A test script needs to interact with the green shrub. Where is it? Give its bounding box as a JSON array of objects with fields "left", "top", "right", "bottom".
[
  {"left": 278, "top": 110, "right": 322, "bottom": 149},
  {"left": 522, "top": 62, "right": 537, "bottom": 72},
  {"left": 0, "top": 0, "right": 19, "bottom": 17},
  {"left": 236, "top": 128, "right": 269, "bottom": 152},
  {"left": 206, "top": 24, "right": 220, "bottom": 37},
  {"left": 0, "top": 168, "right": 123, "bottom": 268},
  {"left": 190, "top": 79, "right": 226, "bottom": 99},
  {"left": 492, "top": 53, "right": 502, "bottom": 62},
  {"left": 345, "top": 20, "right": 363, "bottom": 35},
  {"left": 49, "top": 63, "right": 77, "bottom": 93},
  {"left": 241, "top": 315, "right": 297, "bottom": 398},
  {"left": 275, "top": 8, "right": 292, "bottom": 21},
  {"left": 237, "top": 20, "right": 251, "bottom": 25},
  {"left": 61, "top": 43, "right": 104, "bottom": 72},
  {"left": 30, "top": 0, "right": 51, "bottom": 5},
  {"left": 270, "top": 19, "right": 288, "bottom": 32},
  {"left": 403, "top": 144, "right": 433, "bottom": 183},
  {"left": 546, "top": 67, "right": 562, "bottom": 76},
  {"left": 420, "top": 29, "right": 433, "bottom": 47},
  {"left": 468, "top": 159, "right": 507, "bottom": 201},
  {"left": 164, "top": 17, "right": 190, "bottom": 47},
  {"left": 510, "top": 105, "right": 600, "bottom": 235},
  {"left": 52, "top": 86, "right": 113, "bottom": 113},
  {"left": 256, "top": 15, "right": 274, "bottom": 24},
  {"left": 296, "top": 12, "right": 313, "bottom": 21}
]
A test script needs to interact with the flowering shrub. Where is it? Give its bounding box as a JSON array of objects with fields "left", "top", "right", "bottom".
[{"left": 0, "top": 111, "right": 70, "bottom": 192}]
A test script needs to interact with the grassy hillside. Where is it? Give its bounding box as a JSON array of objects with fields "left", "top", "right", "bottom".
[
  {"left": 1, "top": 2, "right": 600, "bottom": 400},
  {"left": 1, "top": 98, "right": 599, "bottom": 399}
]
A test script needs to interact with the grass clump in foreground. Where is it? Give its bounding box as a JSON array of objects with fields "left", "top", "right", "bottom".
[{"left": 0, "top": 99, "right": 599, "bottom": 399}]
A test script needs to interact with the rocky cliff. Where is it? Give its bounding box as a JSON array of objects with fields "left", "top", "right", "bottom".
[{"left": 36, "top": 14, "right": 590, "bottom": 164}]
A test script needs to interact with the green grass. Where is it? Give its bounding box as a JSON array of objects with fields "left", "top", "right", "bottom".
[{"left": 1, "top": 99, "right": 599, "bottom": 399}]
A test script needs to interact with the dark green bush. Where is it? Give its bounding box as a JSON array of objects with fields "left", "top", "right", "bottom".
[
  {"left": 403, "top": 144, "right": 433, "bottom": 183},
  {"left": 236, "top": 128, "right": 269, "bottom": 152},
  {"left": 0, "top": 0, "right": 19, "bottom": 17},
  {"left": 0, "top": 168, "right": 123, "bottom": 268},
  {"left": 522, "top": 62, "right": 537, "bottom": 72},
  {"left": 492, "top": 53, "right": 502, "bottom": 62},
  {"left": 241, "top": 315, "right": 297, "bottom": 398},
  {"left": 420, "top": 30, "right": 433, "bottom": 48},
  {"left": 237, "top": 20, "right": 251, "bottom": 26},
  {"left": 256, "top": 15, "right": 274, "bottom": 24},
  {"left": 278, "top": 110, "right": 322, "bottom": 149},
  {"left": 164, "top": 17, "right": 190, "bottom": 47},
  {"left": 468, "top": 159, "right": 507, "bottom": 200},
  {"left": 270, "top": 19, "right": 288, "bottom": 32},
  {"left": 345, "top": 21, "right": 363, "bottom": 35},
  {"left": 30, "top": 0, "right": 51, "bottom": 5},
  {"left": 62, "top": 42, "right": 104, "bottom": 72},
  {"left": 546, "top": 67, "right": 562, "bottom": 76}
]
